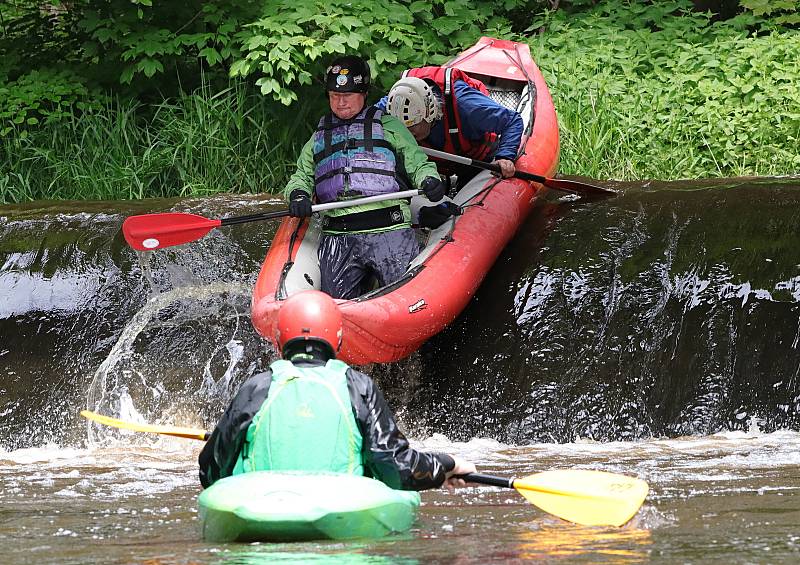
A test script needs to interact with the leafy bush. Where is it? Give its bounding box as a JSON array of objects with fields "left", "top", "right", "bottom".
[
  {"left": 2, "top": 0, "right": 799, "bottom": 202},
  {"left": 529, "top": 1, "right": 800, "bottom": 179},
  {"left": 76, "top": 0, "right": 259, "bottom": 86},
  {"left": 230, "top": 0, "right": 520, "bottom": 104},
  {"left": 741, "top": 0, "right": 800, "bottom": 24},
  {"left": 0, "top": 69, "right": 104, "bottom": 137}
]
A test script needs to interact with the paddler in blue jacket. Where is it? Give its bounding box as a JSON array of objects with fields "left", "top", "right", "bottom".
[
  {"left": 380, "top": 67, "right": 524, "bottom": 179},
  {"left": 283, "top": 55, "right": 447, "bottom": 300},
  {"left": 378, "top": 67, "right": 524, "bottom": 228},
  {"left": 198, "top": 290, "right": 477, "bottom": 491}
]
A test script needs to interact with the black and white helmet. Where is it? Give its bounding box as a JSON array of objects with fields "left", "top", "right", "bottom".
[{"left": 325, "top": 55, "right": 371, "bottom": 93}]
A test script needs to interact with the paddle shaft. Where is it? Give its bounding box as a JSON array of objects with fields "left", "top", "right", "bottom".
[
  {"left": 122, "top": 189, "right": 424, "bottom": 250},
  {"left": 219, "top": 189, "right": 423, "bottom": 227},
  {"left": 420, "top": 147, "right": 615, "bottom": 197},
  {"left": 81, "top": 410, "right": 210, "bottom": 440},
  {"left": 421, "top": 147, "right": 547, "bottom": 183},
  {"left": 461, "top": 473, "right": 514, "bottom": 488},
  {"left": 461, "top": 473, "right": 584, "bottom": 497}
]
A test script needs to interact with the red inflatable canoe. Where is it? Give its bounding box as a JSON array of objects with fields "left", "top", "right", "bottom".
[{"left": 251, "top": 37, "right": 559, "bottom": 364}]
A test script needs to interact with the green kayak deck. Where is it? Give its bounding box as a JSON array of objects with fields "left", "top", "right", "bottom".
[{"left": 198, "top": 471, "right": 421, "bottom": 542}]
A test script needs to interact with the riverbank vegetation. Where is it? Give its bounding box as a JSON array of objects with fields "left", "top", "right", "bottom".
[{"left": 1, "top": 0, "right": 798, "bottom": 203}]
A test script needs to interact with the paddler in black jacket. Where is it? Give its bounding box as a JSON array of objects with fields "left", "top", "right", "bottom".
[{"left": 199, "top": 290, "right": 476, "bottom": 490}]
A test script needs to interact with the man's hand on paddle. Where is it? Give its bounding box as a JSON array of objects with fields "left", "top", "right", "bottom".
[
  {"left": 493, "top": 158, "right": 516, "bottom": 178},
  {"left": 289, "top": 190, "right": 313, "bottom": 218},
  {"left": 443, "top": 456, "right": 478, "bottom": 491},
  {"left": 421, "top": 176, "right": 446, "bottom": 202}
]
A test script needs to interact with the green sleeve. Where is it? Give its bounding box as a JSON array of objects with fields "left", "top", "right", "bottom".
[
  {"left": 283, "top": 135, "right": 315, "bottom": 201},
  {"left": 381, "top": 114, "right": 440, "bottom": 187}
]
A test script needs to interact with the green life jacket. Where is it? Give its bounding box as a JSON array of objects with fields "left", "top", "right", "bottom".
[{"left": 233, "top": 359, "right": 364, "bottom": 475}]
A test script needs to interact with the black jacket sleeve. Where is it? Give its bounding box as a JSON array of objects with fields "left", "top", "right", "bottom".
[
  {"left": 346, "top": 368, "right": 454, "bottom": 491},
  {"left": 198, "top": 371, "right": 272, "bottom": 488}
]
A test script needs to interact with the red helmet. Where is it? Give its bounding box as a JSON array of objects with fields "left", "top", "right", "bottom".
[{"left": 276, "top": 290, "right": 343, "bottom": 357}]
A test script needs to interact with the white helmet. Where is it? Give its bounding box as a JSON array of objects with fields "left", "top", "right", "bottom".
[{"left": 386, "top": 77, "right": 441, "bottom": 127}]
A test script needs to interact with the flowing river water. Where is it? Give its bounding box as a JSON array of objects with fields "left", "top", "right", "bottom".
[{"left": 2, "top": 179, "right": 800, "bottom": 563}]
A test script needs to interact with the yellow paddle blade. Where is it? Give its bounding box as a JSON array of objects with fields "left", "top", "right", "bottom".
[
  {"left": 80, "top": 410, "right": 209, "bottom": 441},
  {"left": 513, "top": 469, "right": 649, "bottom": 527}
]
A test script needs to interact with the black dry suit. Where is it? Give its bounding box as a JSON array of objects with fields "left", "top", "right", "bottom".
[{"left": 198, "top": 359, "right": 454, "bottom": 489}]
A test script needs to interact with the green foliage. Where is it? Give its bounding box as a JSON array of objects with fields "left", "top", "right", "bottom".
[
  {"left": 741, "top": 0, "right": 800, "bottom": 24},
  {"left": 530, "top": 1, "right": 800, "bottom": 179},
  {"left": 76, "top": 1, "right": 258, "bottom": 86},
  {"left": 0, "top": 82, "right": 314, "bottom": 203},
  {"left": 1, "top": 1, "right": 259, "bottom": 90},
  {"left": 231, "top": 0, "right": 521, "bottom": 104},
  {"left": 2, "top": 0, "right": 800, "bottom": 202},
  {"left": 0, "top": 69, "right": 104, "bottom": 138}
]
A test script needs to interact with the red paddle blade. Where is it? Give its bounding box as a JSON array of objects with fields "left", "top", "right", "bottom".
[{"left": 122, "top": 213, "right": 221, "bottom": 251}]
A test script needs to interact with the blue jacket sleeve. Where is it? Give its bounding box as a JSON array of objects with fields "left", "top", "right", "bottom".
[{"left": 453, "top": 81, "right": 524, "bottom": 161}]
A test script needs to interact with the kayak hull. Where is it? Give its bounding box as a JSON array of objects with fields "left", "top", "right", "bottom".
[
  {"left": 198, "top": 471, "right": 421, "bottom": 542},
  {"left": 252, "top": 37, "right": 559, "bottom": 364}
]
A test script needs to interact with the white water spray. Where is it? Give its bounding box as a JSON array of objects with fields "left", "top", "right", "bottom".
[{"left": 85, "top": 281, "right": 263, "bottom": 446}]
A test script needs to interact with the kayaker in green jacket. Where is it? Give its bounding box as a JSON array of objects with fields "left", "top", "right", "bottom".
[
  {"left": 284, "top": 55, "right": 447, "bottom": 300},
  {"left": 199, "top": 290, "right": 477, "bottom": 491}
]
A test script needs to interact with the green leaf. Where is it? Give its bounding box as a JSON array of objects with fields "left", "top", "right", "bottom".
[
  {"left": 120, "top": 66, "right": 135, "bottom": 84},
  {"left": 346, "top": 31, "right": 365, "bottom": 49},
  {"left": 94, "top": 27, "right": 116, "bottom": 43},
  {"left": 200, "top": 47, "right": 223, "bottom": 66},
  {"left": 298, "top": 70, "right": 312, "bottom": 85},
  {"left": 375, "top": 47, "right": 397, "bottom": 65},
  {"left": 229, "top": 59, "right": 252, "bottom": 77},
  {"left": 323, "top": 36, "right": 347, "bottom": 53},
  {"left": 256, "top": 77, "right": 280, "bottom": 95},
  {"left": 278, "top": 89, "right": 297, "bottom": 105},
  {"left": 137, "top": 58, "right": 164, "bottom": 78}
]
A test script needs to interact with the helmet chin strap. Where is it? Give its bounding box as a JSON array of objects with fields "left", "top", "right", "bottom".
[{"left": 283, "top": 339, "right": 336, "bottom": 363}]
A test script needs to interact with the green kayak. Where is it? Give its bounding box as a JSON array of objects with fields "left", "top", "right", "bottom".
[{"left": 198, "top": 471, "right": 421, "bottom": 542}]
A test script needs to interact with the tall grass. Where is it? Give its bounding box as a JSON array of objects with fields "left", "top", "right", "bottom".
[{"left": 0, "top": 81, "right": 318, "bottom": 204}]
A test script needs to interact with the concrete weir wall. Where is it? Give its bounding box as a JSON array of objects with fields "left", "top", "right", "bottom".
[{"left": 2, "top": 181, "right": 800, "bottom": 449}]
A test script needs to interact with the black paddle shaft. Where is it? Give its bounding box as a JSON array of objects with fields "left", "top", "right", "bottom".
[
  {"left": 459, "top": 473, "right": 515, "bottom": 488},
  {"left": 472, "top": 160, "right": 546, "bottom": 184},
  {"left": 420, "top": 146, "right": 615, "bottom": 197},
  {"left": 421, "top": 147, "right": 545, "bottom": 182},
  {"left": 220, "top": 209, "right": 289, "bottom": 227}
]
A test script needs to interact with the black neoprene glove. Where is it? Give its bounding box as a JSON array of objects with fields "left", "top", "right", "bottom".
[
  {"left": 288, "top": 190, "right": 312, "bottom": 218},
  {"left": 421, "top": 176, "right": 446, "bottom": 202},
  {"left": 418, "top": 202, "right": 462, "bottom": 229}
]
